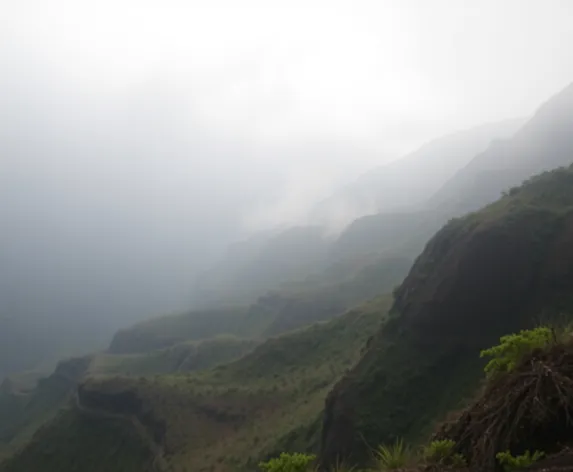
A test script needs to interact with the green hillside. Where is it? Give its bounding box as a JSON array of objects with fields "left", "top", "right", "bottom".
[
  {"left": 12, "top": 162, "right": 573, "bottom": 472},
  {"left": 0, "top": 335, "right": 257, "bottom": 461},
  {"left": 90, "top": 336, "right": 258, "bottom": 377},
  {"left": 0, "top": 296, "right": 392, "bottom": 472},
  {"left": 110, "top": 254, "right": 410, "bottom": 354},
  {"left": 108, "top": 307, "right": 257, "bottom": 354},
  {"left": 319, "top": 164, "right": 573, "bottom": 467},
  {"left": 0, "top": 356, "right": 92, "bottom": 461},
  {"left": 0, "top": 250, "right": 406, "bottom": 467},
  {"left": 4, "top": 81, "right": 573, "bottom": 472},
  {"left": 0, "top": 409, "right": 159, "bottom": 472},
  {"left": 260, "top": 255, "right": 411, "bottom": 335}
]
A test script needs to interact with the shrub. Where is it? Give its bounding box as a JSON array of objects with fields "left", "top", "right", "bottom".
[
  {"left": 374, "top": 438, "right": 412, "bottom": 470},
  {"left": 496, "top": 450, "right": 545, "bottom": 471},
  {"left": 328, "top": 461, "right": 357, "bottom": 472},
  {"left": 480, "top": 327, "right": 553, "bottom": 377},
  {"left": 258, "top": 452, "right": 316, "bottom": 472},
  {"left": 422, "top": 439, "right": 466, "bottom": 467}
]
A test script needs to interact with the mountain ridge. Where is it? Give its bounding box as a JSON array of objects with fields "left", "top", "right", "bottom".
[
  {"left": 320, "top": 163, "right": 573, "bottom": 467},
  {"left": 3, "top": 82, "right": 573, "bottom": 472}
]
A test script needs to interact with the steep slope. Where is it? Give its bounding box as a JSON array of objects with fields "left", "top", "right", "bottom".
[
  {"left": 431, "top": 82, "right": 573, "bottom": 213},
  {"left": 325, "top": 82, "right": 573, "bottom": 276},
  {"left": 0, "top": 356, "right": 92, "bottom": 460},
  {"left": 319, "top": 164, "right": 573, "bottom": 467},
  {"left": 330, "top": 210, "right": 444, "bottom": 262},
  {"left": 0, "top": 409, "right": 159, "bottom": 472},
  {"left": 192, "top": 120, "right": 523, "bottom": 308},
  {"left": 0, "top": 296, "right": 392, "bottom": 472},
  {"left": 311, "top": 119, "right": 523, "bottom": 229},
  {"left": 258, "top": 254, "right": 411, "bottom": 336}
]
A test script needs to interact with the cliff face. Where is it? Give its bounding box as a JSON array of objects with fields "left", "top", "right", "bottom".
[
  {"left": 77, "top": 379, "right": 167, "bottom": 445},
  {"left": 0, "top": 355, "right": 92, "bottom": 449},
  {"left": 319, "top": 166, "right": 573, "bottom": 466}
]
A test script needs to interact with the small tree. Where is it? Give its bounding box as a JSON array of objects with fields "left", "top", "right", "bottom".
[
  {"left": 480, "top": 327, "right": 553, "bottom": 378},
  {"left": 422, "top": 439, "right": 466, "bottom": 467}
]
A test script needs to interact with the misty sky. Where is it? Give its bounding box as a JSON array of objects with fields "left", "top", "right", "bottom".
[
  {"left": 1, "top": 0, "right": 573, "bottom": 343},
  {"left": 3, "top": 0, "right": 573, "bottom": 226}
]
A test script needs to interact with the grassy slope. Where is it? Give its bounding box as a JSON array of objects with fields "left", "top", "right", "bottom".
[
  {"left": 0, "top": 250, "right": 406, "bottom": 466},
  {"left": 109, "top": 254, "right": 411, "bottom": 356},
  {"left": 260, "top": 255, "right": 411, "bottom": 336},
  {"left": 0, "top": 409, "right": 158, "bottom": 472},
  {"left": 0, "top": 295, "right": 392, "bottom": 472},
  {"left": 90, "top": 336, "right": 258, "bottom": 377},
  {"left": 0, "top": 335, "right": 258, "bottom": 463},
  {"left": 108, "top": 306, "right": 262, "bottom": 354},
  {"left": 319, "top": 165, "right": 573, "bottom": 467}
]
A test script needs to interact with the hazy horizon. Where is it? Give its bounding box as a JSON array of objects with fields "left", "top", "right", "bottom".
[{"left": 2, "top": 0, "right": 573, "bottom": 371}]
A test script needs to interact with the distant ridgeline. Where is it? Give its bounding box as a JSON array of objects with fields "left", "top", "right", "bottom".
[{"left": 1, "top": 82, "right": 573, "bottom": 472}]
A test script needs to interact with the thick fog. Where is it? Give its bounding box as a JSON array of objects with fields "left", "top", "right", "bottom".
[{"left": 2, "top": 0, "right": 573, "bottom": 369}]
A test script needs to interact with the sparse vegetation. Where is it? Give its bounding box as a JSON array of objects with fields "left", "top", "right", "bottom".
[
  {"left": 258, "top": 452, "right": 316, "bottom": 472},
  {"left": 422, "top": 439, "right": 466, "bottom": 468},
  {"left": 374, "top": 438, "right": 412, "bottom": 471},
  {"left": 496, "top": 450, "right": 545, "bottom": 471}
]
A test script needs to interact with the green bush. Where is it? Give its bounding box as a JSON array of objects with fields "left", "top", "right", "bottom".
[
  {"left": 374, "top": 438, "right": 412, "bottom": 470},
  {"left": 480, "top": 327, "right": 553, "bottom": 377},
  {"left": 496, "top": 450, "right": 545, "bottom": 471},
  {"left": 258, "top": 452, "right": 316, "bottom": 472},
  {"left": 422, "top": 439, "right": 466, "bottom": 467}
]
